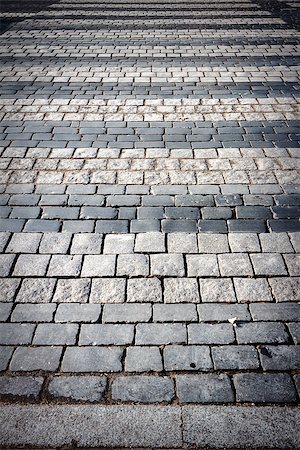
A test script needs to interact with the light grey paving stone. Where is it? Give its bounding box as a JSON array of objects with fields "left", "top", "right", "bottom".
[
  {"left": 199, "top": 278, "right": 236, "bottom": 303},
  {"left": 289, "top": 232, "right": 300, "bottom": 252},
  {"left": 234, "top": 373, "right": 297, "bottom": 403},
  {"left": 260, "top": 346, "right": 300, "bottom": 370},
  {"left": 48, "top": 376, "right": 107, "bottom": 402},
  {"left": 163, "top": 278, "right": 200, "bottom": 303},
  {"left": 136, "top": 324, "right": 186, "bottom": 345},
  {"left": 164, "top": 345, "right": 212, "bottom": 371},
  {"left": 0, "top": 376, "right": 44, "bottom": 399},
  {"left": 117, "top": 254, "right": 149, "bottom": 276},
  {"left": 79, "top": 324, "right": 134, "bottom": 345},
  {"left": 0, "top": 323, "right": 35, "bottom": 345},
  {"left": 125, "top": 346, "right": 163, "bottom": 372},
  {"left": 0, "top": 279, "right": 20, "bottom": 302},
  {"left": 53, "top": 279, "right": 90, "bottom": 303},
  {"left": 197, "top": 304, "right": 250, "bottom": 322},
  {"left": 0, "top": 404, "right": 182, "bottom": 448},
  {"left": 55, "top": 304, "right": 101, "bottom": 323},
  {"left": 0, "top": 302, "right": 12, "bottom": 321},
  {"left": 13, "top": 254, "right": 50, "bottom": 276},
  {"left": 39, "top": 233, "right": 72, "bottom": 254},
  {"left": 127, "top": 278, "right": 162, "bottom": 303},
  {"left": 6, "top": 233, "right": 41, "bottom": 253},
  {"left": 134, "top": 232, "right": 165, "bottom": 253},
  {"left": 284, "top": 254, "right": 300, "bottom": 276},
  {"left": 236, "top": 322, "right": 289, "bottom": 344},
  {"left": 198, "top": 234, "right": 229, "bottom": 253},
  {"left": 167, "top": 233, "right": 197, "bottom": 253},
  {"left": 90, "top": 278, "right": 126, "bottom": 303},
  {"left": 81, "top": 255, "right": 116, "bottom": 277},
  {"left": 250, "top": 303, "right": 300, "bottom": 321},
  {"left": 228, "top": 233, "right": 260, "bottom": 252},
  {"left": 269, "top": 277, "right": 300, "bottom": 302},
  {"left": 102, "top": 304, "right": 151, "bottom": 323},
  {"left": 0, "top": 254, "right": 16, "bottom": 276},
  {"left": 234, "top": 278, "right": 273, "bottom": 303},
  {"left": 153, "top": 304, "right": 197, "bottom": 322},
  {"left": 186, "top": 255, "right": 219, "bottom": 277},
  {"left": 288, "top": 323, "right": 300, "bottom": 344},
  {"left": 188, "top": 323, "right": 235, "bottom": 345},
  {"left": 47, "top": 255, "right": 82, "bottom": 277},
  {"left": 33, "top": 323, "right": 78, "bottom": 345},
  {"left": 70, "top": 233, "right": 103, "bottom": 254},
  {"left": 251, "top": 254, "right": 287, "bottom": 276},
  {"left": 182, "top": 405, "right": 300, "bottom": 448},
  {"left": 218, "top": 254, "right": 253, "bottom": 277},
  {"left": 260, "top": 233, "right": 294, "bottom": 253},
  {"left": 112, "top": 376, "right": 174, "bottom": 403},
  {"left": 103, "top": 234, "right": 135, "bottom": 254},
  {"left": 0, "top": 232, "right": 10, "bottom": 252},
  {"left": 212, "top": 345, "right": 260, "bottom": 370},
  {"left": 11, "top": 304, "right": 56, "bottom": 322},
  {"left": 16, "top": 278, "right": 56, "bottom": 303},
  {"left": 151, "top": 254, "right": 185, "bottom": 276},
  {"left": 61, "top": 347, "right": 123, "bottom": 373},
  {"left": 10, "top": 347, "right": 62, "bottom": 371},
  {"left": 176, "top": 374, "right": 234, "bottom": 403},
  {"left": 0, "top": 346, "right": 14, "bottom": 371}
]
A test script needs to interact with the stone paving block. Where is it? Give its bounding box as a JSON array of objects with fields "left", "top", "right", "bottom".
[
  {"left": 188, "top": 323, "right": 235, "bottom": 345},
  {"left": 112, "top": 376, "right": 174, "bottom": 403},
  {"left": 71, "top": 233, "right": 103, "bottom": 254},
  {"left": 136, "top": 324, "right": 186, "bottom": 345},
  {"left": 176, "top": 374, "right": 234, "bottom": 403},
  {"left": 33, "top": 323, "right": 78, "bottom": 345},
  {"left": 125, "top": 346, "right": 163, "bottom": 373},
  {"left": 16, "top": 278, "right": 56, "bottom": 304},
  {"left": 199, "top": 278, "right": 236, "bottom": 303},
  {"left": 52, "top": 279, "right": 90, "bottom": 303},
  {"left": 167, "top": 233, "right": 197, "bottom": 253},
  {"left": 197, "top": 304, "right": 250, "bottom": 322},
  {"left": 260, "top": 233, "right": 294, "bottom": 253},
  {"left": 163, "top": 278, "right": 199, "bottom": 303},
  {"left": 236, "top": 322, "right": 289, "bottom": 344},
  {"left": 284, "top": 254, "right": 300, "bottom": 276},
  {"left": 153, "top": 304, "right": 197, "bottom": 322},
  {"left": 0, "top": 376, "right": 44, "bottom": 399},
  {"left": 55, "top": 304, "right": 101, "bottom": 323},
  {"left": 47, "top": 255, "right": 82, "bottom": 277},
  {"left": 0, "top": 302, "right": 12, "bottom": 321},
  {"left": 103, "top": 304, "right": 151, "bottom": 323},
  {"left": 234, "top": 373, "right": 297, "bottom": 403},
  {"left": 234, "top": 278, "right": 273, "bottom": 303},
  {"left": 250, "top": 303, "right": 300, "bottom": 321},
  {"left": 164, "top": 345, "right": 212, "bottom": 371},
  {"left": 289, "top": 232, "right": 300, "bottom": 252},
  {"left": 48, "top": 376, "right": 107, "bottom": 402},
  {"left": 186, "top": 255, "right": 219, "bottom": 277},
  {"left": 39, "top": 233, "right": 72, "bottom": 254},
  {"left": 259, "top": 346, "right": 300, "bottom": 370},
  {"left": 151, "top": 254, "right": 185, "bottom": 276},
  {"left": 250, "top": 254, "right": 287, "bottom": 276},
  {"left": 197, "top": 234, "right": 229, "bottom": 253},
  {"left": 288, "top": 323, "right": 300, "bottom": 344},
  {"left": 0, "top": 279, "right": 20, "bottom": 302},
  {"left": 79, "top": 324, "right": 134, "bottom": 345},
  {"left": 134, "top": 232, "right": 165, "bottom": 253},
  {"left": 90, "top": 278, "right": 126, "bottom": 303},
  {"left": 61, "top": 347, "right": 123, "bottom": 372},
  {"left": 81, "top": 255, "right": 116, "bottom": 277},
  {"left": 13, "top": 254, "right": 50, "bottom": 276},
  {"left": 212, "top": 345, "right": 260, "bottom": 370},
  {"left": 0, "top": 232, "right": 10, "bottom": 252},
  {"left": 269, "top": 277, "right": 300, "bottom": 302},
  {"left": 0, "top": 323, "right": 35, "bottom": 345},
  {"left": 127, "top": 278, "right": 162, "bottom": 303},
  {"left": 117, "top": 254, "right": 149, "bottom": 276},
  {"left": 10, "top": 347, "right": 62, "bottom": 372},
  {"left": 11, "top": 304, "right": 56, "bottom": 322},
  {"left": 0, "top": 254, "right": 15, "bottom": 276},
  {"left": 218, "top": 254, "right": 253, "bottom": 277},
  {"left": 0, "top": 346, "right": 14, "bottom": 371},
  {"left": 6, "top": 232, "right": 41, "bottom": 253},
  {"left": 228, "top": 233, "right": 260, "bottom": 252}
]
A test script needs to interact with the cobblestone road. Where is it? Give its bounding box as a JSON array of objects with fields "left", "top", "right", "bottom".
[{"left": 0, "top": 0, "right": 300, "bottom": 443}]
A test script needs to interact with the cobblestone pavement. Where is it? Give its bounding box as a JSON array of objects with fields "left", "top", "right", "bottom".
[{"left": 0, "top": 0, "right": 300, "bottom": 447}]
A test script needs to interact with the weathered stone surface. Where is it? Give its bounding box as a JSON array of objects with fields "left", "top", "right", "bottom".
[
  {"left": 112, "top": 376, "right": 174, "bottom": 403},
  {"left": 48, "top": 376, "right": 107, "bottom": 401},
  {"left": 0, "top": 376, "right": 44, "bottom": 399}
]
